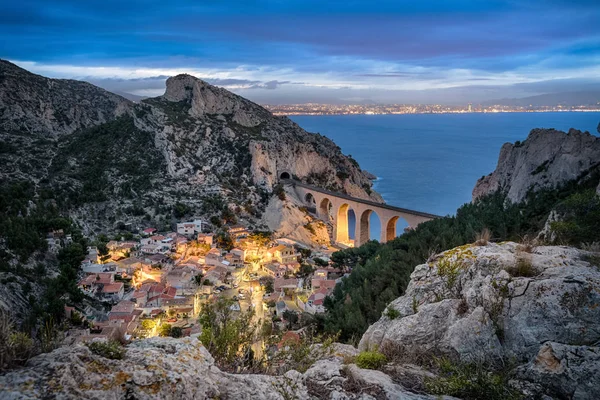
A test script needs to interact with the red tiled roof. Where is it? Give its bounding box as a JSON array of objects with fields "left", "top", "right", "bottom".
[{"left": 102, "top": 283, "right": 124, "bottom": 293}]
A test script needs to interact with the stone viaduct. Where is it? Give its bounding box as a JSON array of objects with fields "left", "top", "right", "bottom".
[{"left": 282, "top": 178, "right": 441, "bottom": 247}]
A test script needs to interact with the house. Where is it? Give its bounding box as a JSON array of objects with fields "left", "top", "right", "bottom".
[
  {"left": 142, "top": 228, "right": 157, "bottom": 236},
  {"left": 78, "top": 273, "right": 115, "bottom": 295},
  {"left": 314, "top": 269, "right": 328, "bottom": 279},
  {"left": 311, "top": 279, "right": 337, "bottom": 291},
  {"left": 101, "top": 283, "right": 125, "bottom": 302},
  {"left": 266, "top": 245, "right": 298, "bottom": 264},
  {"left": 109, "top": 300, "right": 137, "bottom": 323},
  {"left": 205, "top": 248, "right": 222, "bottom": 265},
  {"left": 150, "top": 235, "right": 166, "bottom": 244},
  {"left": 274, "top": 278, "right": 300, "bottom": 294},
  {"left": 163, "top": 296, "right": 196, "bottom": 316},
  {"left": 177, "top": 222, "right": 196, "bottom": 236},
  {"left": 224, "top": 252, "right": 243, "bottom": 268},
  {"left": 116, "top": 257, "right": 143, "bottom": 275},
  {"left": 197, "top": 233, "right": 215, "bottom": 247},
  {"left": 177, "top": 220, "right": 206, "bottom": 236},
  {"left": 145, "top": 286, "right": 177, "bottom": 308},
  {"left": 165, "top": 267, "right": 198, "bottom": 295},
  {"left": 228, "top": 225, "right": 249, "bottom": 240},
  {"left": 275, "top": 301, "right": 288, "bottom": 317},
  {"left": 306, "top": 288, "right": 330, "bottom": 314}
]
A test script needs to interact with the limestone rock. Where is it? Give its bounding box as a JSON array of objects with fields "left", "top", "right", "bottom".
[
  {"left": 0, "top": 337, "right": 452, "bottom": 400},
  {"left": 472, "top": 128, "right": 600, "bottom": 203},
  {"left": 359, "top": 242, "right": 600, "bottom": 398},
  {"left": 518, "top": 342, "right": 600, "bottom": 400}
]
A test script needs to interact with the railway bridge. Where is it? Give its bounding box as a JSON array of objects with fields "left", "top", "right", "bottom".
[{"left": 282, "top": 178, "right": 441, "bottom": 246}]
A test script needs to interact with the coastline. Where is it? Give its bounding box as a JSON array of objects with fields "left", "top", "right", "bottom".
[{"left": 271, "top": 109, "right": 600, "bottom": 116}]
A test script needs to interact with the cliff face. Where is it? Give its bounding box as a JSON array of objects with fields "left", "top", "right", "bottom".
[
  {"left": 360, "top": 242, "right": 600, "bottom": 399},
  {"left": 472, "top": 128, "right": 600, "bottom": 203}
]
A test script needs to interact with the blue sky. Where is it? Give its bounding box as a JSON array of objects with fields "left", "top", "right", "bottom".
[{"left": 1, "top": 0, "right": 599, "bottom": 104}]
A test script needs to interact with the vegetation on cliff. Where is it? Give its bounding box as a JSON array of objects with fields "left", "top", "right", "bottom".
[{"left": 323, "top": 169, "right": 600, "bottom": 343}]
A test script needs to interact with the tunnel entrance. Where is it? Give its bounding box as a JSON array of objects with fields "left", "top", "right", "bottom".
[{"left": 279, "top": 172, "right": 291, "bottom": 180}]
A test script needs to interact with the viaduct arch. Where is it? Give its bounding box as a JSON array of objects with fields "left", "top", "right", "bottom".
[{"left": 285, "top": 180, "right": 440, "bottom": 246}]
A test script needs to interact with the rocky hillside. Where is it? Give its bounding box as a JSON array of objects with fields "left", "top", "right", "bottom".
[
  {"left": 473, "top": 127, "right": 600, "bottom": 203},
  {"left": 360, "top": 242, "right": 600, "bottom": 399},
  {"left": 2, "top": 242, "right": 598, "bottom": 399},
  {"left": 0, "top": 60, "right": 379, "bottom": 237}
]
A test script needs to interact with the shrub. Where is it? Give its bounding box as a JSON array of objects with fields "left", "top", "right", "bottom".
[
  {"left": 355, "top": 350, "right": 387, "bottom": 370},
  {"left": 474, "top": 228, "right": 491, "bottom": 246},
  {"left": 87, "top": 340, "right": 125, "bottom": 360},
  {"left": 171, "top": 327, "right": 183, "bottom": 338},
  {"left": 384, "top": 306, "right": 400, "bottom": 320},
  {"left": 158, "top": 323, "right": 172, "bottom": 337},
  {"left": 505, "top": 256, "right": 537, "bottom": 277},
  {"left": 273, "top": 184, "right": 286, "bottom": 201},
  {"left": 424, "top": 358, "right": 522, "bottom": 400}
]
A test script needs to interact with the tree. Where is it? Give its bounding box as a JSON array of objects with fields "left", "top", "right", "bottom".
[
  {"left": 313, "top": 257, "right": 329, "bottom": 267},
  {"left": 248, "top": 231, "right": 272, "bottom": 247},
  {"left": 198, "top": 298, "right": 258, "bottom": 371},
  {"left": 215, "top": 232, "right": 234, "bottom": 251},
  {"left": 170, "top": 326, "right": 183, "bottom": 338},
  {"left": 158, "top": 323, "right": 172, "bottom": 337},
  {"left": 282, "top": 310, "right": 299, "bottom": 329},
  {"left": 221, "top": 208, "right": 237, "bottom": 225},
  {"left": 140, "top": 319, "right": 156, "bottom": 331},
  {"left": 193, "top": 274, "right": 204, "bottom": 286},
  {"left": 260, "top": 277, "right": 274, "bottom": 294},
  {"left": 173, "top": 202, "right": 191, "bottom": 219}
]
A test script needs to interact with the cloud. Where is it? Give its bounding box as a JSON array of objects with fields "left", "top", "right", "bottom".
[{"left": 2, "top": 0, "right": 598, "bottom": 103}]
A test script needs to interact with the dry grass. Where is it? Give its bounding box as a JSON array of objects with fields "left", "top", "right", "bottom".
[
  {"left": 474, "top": 228, "right": 491, "bottom": 246},
  {"left": 505, "top": 253, "right": 538, "bottom": 277},
  {"left": 516, "top": 235, "right": 537, "bottom": 253}
]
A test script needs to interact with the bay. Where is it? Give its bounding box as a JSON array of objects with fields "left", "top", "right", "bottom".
[{"left": 291, "top": 112, "right": 600, "bottom": 240}]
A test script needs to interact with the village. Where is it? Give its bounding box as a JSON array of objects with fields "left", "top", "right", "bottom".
[{"left": 52, "top": 218, "right": 345, "bottom": 348}]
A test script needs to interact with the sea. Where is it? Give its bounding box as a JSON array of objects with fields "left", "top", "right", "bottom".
[{"left": 291, "top": 112, "right": 600, "bottom": 240}]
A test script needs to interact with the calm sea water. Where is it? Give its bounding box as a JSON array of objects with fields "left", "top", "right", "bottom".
[{"left": 291, "top": 112, "right": 600, "bottom": 239}]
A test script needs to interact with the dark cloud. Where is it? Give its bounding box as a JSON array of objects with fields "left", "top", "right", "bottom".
[{"left": 1, "top": 0, "right": 598, "bottom": 103}]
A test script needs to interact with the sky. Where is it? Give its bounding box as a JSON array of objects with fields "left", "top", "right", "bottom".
[{"left": 1, "top": 0, "right": 599, "bottom": 104}]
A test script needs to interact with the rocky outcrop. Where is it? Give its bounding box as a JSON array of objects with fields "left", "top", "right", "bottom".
[
  {"left": 0, "top": 337, "right": 452, "bottom": 400},
  {"left": 472, "top": 128, "right": 600, "bottom": 203},
  {"left": 359, "top": 242, "right": 600, "bottom": 399},
  {"left": 262, "top": 186, "right": 331, "bottom": 244}
]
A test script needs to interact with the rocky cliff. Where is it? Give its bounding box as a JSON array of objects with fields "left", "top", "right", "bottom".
[
  {"left": 360, "top": 242, "right": 600, "bottom": 399},
  {"left": 0, "top": 337, "right": 450, "bottom": 400},
  {"left": 472, "top": 128, "right": 600, "bottom": 203}
]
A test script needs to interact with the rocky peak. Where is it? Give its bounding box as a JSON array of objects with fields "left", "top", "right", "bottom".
[
  {"left": 473, "top": 127, "right": 600, "bottom": 203},
  {"left": 162, "top": 73, "right": 268, "bottom": 127}
]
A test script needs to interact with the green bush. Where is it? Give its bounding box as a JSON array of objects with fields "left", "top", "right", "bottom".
[
  {"left": 87, "top": 340, "right": 125, "bottom": 360},
  {"left": 384, "top": 306, "right": 400, "bottom": 320},
  {"left": 355, "top": 350, "right": 387, "bottom": 370},
  {"left": 424, "top": 358, "right": 522, "bottom": 400},
  {"left": 171, "top": 326, "right": 183, "bottom": 338}
]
